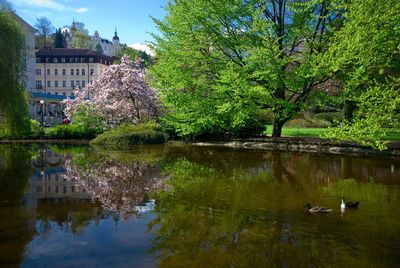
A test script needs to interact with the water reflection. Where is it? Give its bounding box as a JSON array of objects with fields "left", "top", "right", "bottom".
[{"left": 0, "top": 144, "right": 399, "bottom": 267}]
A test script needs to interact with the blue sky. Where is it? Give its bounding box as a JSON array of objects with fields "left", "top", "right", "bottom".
[{"left": 10, "top": 0, "right": 168, "bottom": 50}]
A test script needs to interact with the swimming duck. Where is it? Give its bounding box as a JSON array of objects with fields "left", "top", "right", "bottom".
[
  {"left": 304, "top": 203, "right": 332, "bottom": 213},
  {"left": 341, "top": 198, "right": 359, "bottom": 209}
]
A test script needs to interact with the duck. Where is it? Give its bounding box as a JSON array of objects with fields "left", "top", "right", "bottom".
[
  {"left": 341, "top": 197, "right": 359, "bottom": 209},
  {"left": 304, "top": 203, "right": 332, "bottom": 213}
]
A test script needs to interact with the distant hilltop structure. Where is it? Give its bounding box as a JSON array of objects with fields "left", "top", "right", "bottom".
[{"left": 63, "top": 20, "right": 122, "bottom": 57}]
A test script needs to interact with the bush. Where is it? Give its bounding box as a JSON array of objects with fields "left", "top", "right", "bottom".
[
  {"left": 90, "top": 122, "right": 168, "bottom": 145},
  {"left": 28, "top": 119, "right": 44, "bottom": 138},
  {"left": 45, "top": 124, "right": 101, "bottom": 140}
]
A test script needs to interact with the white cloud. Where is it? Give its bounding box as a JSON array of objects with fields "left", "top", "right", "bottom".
[
  {"left": 74, "top": 7, "right": 88, "bottom": 13},
  {"left": 129, "top": 43, "right": 154, "bottom": 56},
  {"left": 12, "top": 0, "right": 88, "bottom": 13},
  {"left": 13, "top": 0, "right": 66, "bottom": 11}
]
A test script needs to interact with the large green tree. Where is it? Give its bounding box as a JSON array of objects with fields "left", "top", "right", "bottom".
[
  {"left": 0, "top": 11, "right": 30, "bottom": 137},
  {"left": 151, "top": 0, "right": 344, "bottom": 137},
  {"left": 324, "top": 0, "right": 400, "bottom": 149}
]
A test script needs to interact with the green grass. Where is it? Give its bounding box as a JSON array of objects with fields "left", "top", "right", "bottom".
[{"left": 264, "top": 125, "right": 330, "bottom": 138}]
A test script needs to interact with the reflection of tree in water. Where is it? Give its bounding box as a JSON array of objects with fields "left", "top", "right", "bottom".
[
  {"left": 0, "top": 145, "right": 35, "bottom": 267},
  {"left": 149, "top": 153, "right": 400, "bottom": 268},
  {"left": 64, "top": 153, "right": 166, "bottom": 220}
]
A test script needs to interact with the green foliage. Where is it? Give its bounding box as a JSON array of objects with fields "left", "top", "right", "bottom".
[
  {"left": 95, "top": 43, "right": 103, "bottom": 55},
  {"left": 27, "top": 119, "right": 44, "bottom": 138},
  {"left": 0, "top": 11, "right": 30, "bottom": 138},
  {"left": 45, "top": 124, "right": 100, "bottom": 140},
  {"left": 325, "top": 0, "right": 400, "bottom": 149},
  {"left": 72, "top": 30, "right": 92, "bottom": 49},
  {"left": 70, "top": 104, "right": 107, "bottom": 133},
  {"left": 117, "top": 46, "right": 153, "bottom": 65},
  {"left": 90, "top": 122, "right": 168, "bottom": 145},
  {"left": 53, "top": 28, "right": 66, "bottom": 48},
  {"left": 324, "top": 83, "right": 400, "bottom": 150}
]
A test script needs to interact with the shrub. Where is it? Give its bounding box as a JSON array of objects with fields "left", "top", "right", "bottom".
[
  {"left": 28, "top": 119, "right": 44, "bottom": 138},
  {"left": 90, "top": 122, "right": 168, "bottom": 145},
  {"left": 45, "top": 124, "right": 101, "bottom": 140}
]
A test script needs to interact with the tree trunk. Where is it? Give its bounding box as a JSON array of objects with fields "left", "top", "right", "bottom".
[
  {"left": 272, "top": 120, "right": 284, "bottom": 137},
  {"left": 343, "top": 100, "right": 356, "bottom": 120}
]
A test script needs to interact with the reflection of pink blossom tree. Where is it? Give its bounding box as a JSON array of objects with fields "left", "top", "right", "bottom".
[
  {"left": 65, "top": 56, "right": 158, "bottom": 127},
  {"left": 64, "top": 155, "right": 167, "bottom": 220}
]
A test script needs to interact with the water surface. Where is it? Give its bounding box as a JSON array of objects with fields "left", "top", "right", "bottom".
[{"left": 0, "top": 144, "right": 399, "bottom": 267}]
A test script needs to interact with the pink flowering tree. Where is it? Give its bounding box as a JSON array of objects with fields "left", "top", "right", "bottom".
[{"left": 65, "top": 56, "right": 158, "bottom": 127}]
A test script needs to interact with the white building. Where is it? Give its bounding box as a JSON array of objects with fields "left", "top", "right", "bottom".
[
  {"left": 31, "top": 48, "right": 115, "bottom": 125},
  {"left": 64, "top": 20, "right": 122, "bottom": 57}
]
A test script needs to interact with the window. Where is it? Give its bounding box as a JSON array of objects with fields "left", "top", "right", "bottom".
[
  {"left": 55, "top": 81, "right": 58, "bottom": 88},
  {"left": 82, "top": 69, "right": 85, "bottom": 75},
  {"left": 82, "top": 81, "right": 85, "bottom": 87},
  {"left": 70, "top": 57, "right": 74, "bottom": 63},
  {"left": 90, "top": 69, "right": 94, "bottom": 75},
  {"left": 62, "top": 69, "right": 66, "bottom": 75},
  {"left": 55, "top": 186, "right": 59, "bottom": 193},
  {"left": 36, "top": 58, "right": 41, "bottom": 63},
  {"left": 35, "top": 80, "right": 42, "bottom": 89},
  {"left": 61, "top": 57, "right": 66, "bottom": 63},
  {"left": 80, "top": 57, "right": 85, "bottom": 63},
  {"left": 47, "top": 81, "right": 50, "bottom": 88},
  {"left": 76, "top": 81, "right": 80, "bottom": 87},
  {"left": 47, "top": 69, "right": 50, "bottom": 75},
  {"left": 76, "top": 69, "right": 79, "bottom": 76},
  {"left": 89, "top": 58, "right": 93, "bottom": 63},
  {"left": 35, "top": 69, "right": 41, "bottom": 75},
  {"left": 70, "top": 92, "right": 74, "bottom": 97},
  {"left": 75, "top": 58, "right": 79, "bottom": 63},
  {"left": 62, "top": 81, "right": 66, "bottom": 88},
  {"left": 46, "top": 57, "right": 50, "bottom": 63},
  {"left": 63, "top": 92, "right": 66, "bottom": 96},
  {"left": 53, "top": 58, "right": 58, "bottom": 63},
  {"left": 54, "top": 69, "right": 58, "bottom": 75},
  {"left": 71, "top": 69, "right": 74, "bottom": 76},
  {"left": 71, "top": 81, "right": 74, "bottom": 87},
  {"left": 55, "top": 92, "right": 59, "bottom": 95}
]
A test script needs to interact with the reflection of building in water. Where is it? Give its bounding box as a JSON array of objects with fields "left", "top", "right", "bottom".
[{"left": 25, "top": 148, "right": 90, "bottom": 208}]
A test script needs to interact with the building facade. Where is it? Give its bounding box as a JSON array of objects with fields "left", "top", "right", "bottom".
[
  {"left": 12, "top": 13, "right": 37, "bottom": 92},
  {"left": 31, "top": 48, "right": 114, "bottom": 125}
]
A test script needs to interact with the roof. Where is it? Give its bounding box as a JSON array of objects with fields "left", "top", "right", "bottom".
[
  {"left": 11, "top": 12, "right": 37, "bottom": 33},
  {"left": 36, "top": 48, "right": 115, "bottom": 61},
  {"left": 30, "top": 92, "right": 75, "bottom": 100}
]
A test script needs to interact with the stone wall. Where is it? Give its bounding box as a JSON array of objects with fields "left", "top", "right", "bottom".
[{"left": 193, "top": 138, "right": 400, "bottom": 157}]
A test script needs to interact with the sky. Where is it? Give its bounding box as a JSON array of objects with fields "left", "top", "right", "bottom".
[{"left": 9, "top": 0, "right": 168, "bottom": 53}]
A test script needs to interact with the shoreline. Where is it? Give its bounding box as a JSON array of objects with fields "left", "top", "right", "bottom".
[
  {"left": 0, "top": 139, "right": 90, "bottom": 144},
  {"left": 2, "top": 137, "right": 400, "bottom": 157},
  {"left": 192, "top": 137, "right": 400, "bottom": 157}
]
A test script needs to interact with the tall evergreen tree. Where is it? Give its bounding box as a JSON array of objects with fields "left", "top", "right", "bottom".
[
  {"left": 53, "top": 28, "right": 66, "bottom": 48},
  {"left": 95, "top": 43, "right": 104, "bottom": 55}
]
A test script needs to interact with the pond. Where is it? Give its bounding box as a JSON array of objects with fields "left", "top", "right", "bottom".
[{"left": 0, "top": 144, "right": 399, "bottom": 267}]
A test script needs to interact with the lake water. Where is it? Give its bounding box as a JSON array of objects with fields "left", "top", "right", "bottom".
[{"left": 0, "top": 144, "right": 399, "bottom": 267}]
